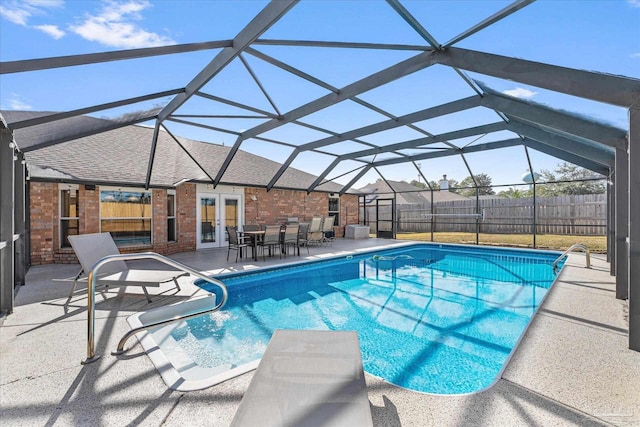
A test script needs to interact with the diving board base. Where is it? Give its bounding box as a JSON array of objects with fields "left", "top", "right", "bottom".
[{"left": 231, "top": 329, "right": 373, "bottom": 427}]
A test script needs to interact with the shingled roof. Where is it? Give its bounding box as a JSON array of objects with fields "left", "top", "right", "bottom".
[
  {"left": 358, "top": 180, "right": 468, "bottom": 205},
  {"left": 2, "top": 110, "right": 347, "bottom": 193}
]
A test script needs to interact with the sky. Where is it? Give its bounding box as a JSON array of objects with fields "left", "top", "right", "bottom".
[{"left": 1, "top": 0, "right": 639, "bottom": 190}]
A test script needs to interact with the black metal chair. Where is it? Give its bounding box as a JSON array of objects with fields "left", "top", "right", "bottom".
[{"left": 226, "top": 226, "right": 248, "bottom": 262}]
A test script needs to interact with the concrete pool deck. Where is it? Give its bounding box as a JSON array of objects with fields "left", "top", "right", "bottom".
[{"left": 1, "top": 238, "right": 638, "bottom": 426}]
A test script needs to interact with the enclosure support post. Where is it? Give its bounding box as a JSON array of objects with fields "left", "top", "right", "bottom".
[
  {"left": 430, "top": 189, "right": 434, "bottom": 242},
  {"left": 615, "top": 149, "right": 628, "bottom": 297},
  {"left": 628, "top": 106, "right": 639, "bottom": 351},
  {"left": 0, "top": 124, "right": 15, "bottom": 315},
  {"left": 475, "top": 188, "right": 480, "bottom": 245},
  {"left": 532, "top": 182, "right": 537, "bottom": 249},
  {"left": 14, "top": 152, "right": 26, "bottom": 288},
  {"left": 608, "top": 172, "right": 615, "bottom": 272}
]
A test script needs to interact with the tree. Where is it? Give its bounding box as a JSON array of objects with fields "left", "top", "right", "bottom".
[
  {"left": 409, "top": 179, "right": 428, "bottom": 189},
  {"left": 445, "top": 178, "right": 460, "bottom": 193},
  {"left": 498, "top": 187, "right": 531, "bottom": 198},
  {"left": 537, "top": 162, "right": 606, "bottom": 196},
  {"left": 456, "top": 173, "right": 495, "bottom": 197}
]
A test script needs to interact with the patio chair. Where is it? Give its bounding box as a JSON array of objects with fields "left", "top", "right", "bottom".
[
  {"left": 258, "top": 225, "right": 282, "bottom": 260},
  {"left": 226, "top": 226, "right": 249, "bottom": 262},
  {"left": 307, "top": 216, "right": 324, "bottom": 246},
  {"left": 242, "top": 224, "right": 261, "bottom": 232},
  {"left": 282, "top": 224, "right": 299, "bottom": 257},
  {"left": 297, "top": 222, "right": 310, "bottom": 255},
  {"left": 321, "top": 215, "right": 336, "bottom": 246},
  {"left": 67, "top": 233, "right": 187, "bottom": 303}
]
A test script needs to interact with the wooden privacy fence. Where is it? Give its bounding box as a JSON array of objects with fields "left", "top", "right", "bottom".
[{"left": 365, "top": 194, "right": 606, "bottom": 236}]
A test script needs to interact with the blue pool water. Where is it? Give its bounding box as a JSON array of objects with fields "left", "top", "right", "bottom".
[{"left": 181, "top": 243, "right": 562, "bottom": 394}]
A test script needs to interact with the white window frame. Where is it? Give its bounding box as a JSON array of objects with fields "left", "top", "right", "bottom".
[
  {"left": 59, "top": 184, "right": 79, "bottom": 248},
  {"left": 328, "top": 193, "right": 340, "bottom": 225},
  {"left": 167, "top": 189, "right": 176, "bottom": 243}
]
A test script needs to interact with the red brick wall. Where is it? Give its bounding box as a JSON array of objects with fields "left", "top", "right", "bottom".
[
  {"left": 29, "top": 182, "right": 57, "bottom": 264},
  {"left": 171, "top": 183, "right": 196, "bottom": 254},
  {"left": 29, "top": 182, "right": 198, "bottom": 264},
  {"left": 244, "top": 188, "right": 359, "bottom": 237},
  {"left": 29, "top": 182, "right": 358, "bottom": 264},
  {"left": 152, "top": 189, "right": 167, "bottom": 253},
  {"left": 80, "top": 185, "right": 99, "bottom": 234}
]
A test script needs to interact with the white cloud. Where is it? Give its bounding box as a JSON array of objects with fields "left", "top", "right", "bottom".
[
  {"left": 69, "top": 0, "right": 174, "bottom": 48},
  {"left": 8, "top": 94, "right": 33, "bottom": 110},
  {"left": 0, "top": 5, "right": 31, "bottom": 25},
  {"left": 631, "top": 53, "right": 640, "bottom": 58},
  {"left": 0, "top": 0, "right": 63, "bottom": 25},
  {"left": 34, "top": 24, "right": 65, "bottom": 39},
  {"left": 502, "top": 87, "right": 538, "bottom": 99},
  {"left": 628, "top": 0, "right": 640, "bottom": 7}
]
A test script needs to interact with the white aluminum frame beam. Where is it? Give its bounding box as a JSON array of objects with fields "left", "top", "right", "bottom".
[
  {"left": 270, "top": 96, "right": 481, "bottom": 190},
  {"left": 253, "top": 39, "right": 431, "bottom": 51},
  {"left": 371, "top": 137, "right": 523, "bottom": 167},
  {"left": 157, "top": 0, "right": 298, "bottom": 123},
  {"left": 21, "top": 111, "right": 159, "bottom": 152},
  {"left": 385, "top": 0, "right": 441, "bottom": 49},
  {"left": 522, "top": 138, "right": 609, "bottom": 176},
  {"left": 442, "top": 0, "right": 535, "bottom": 48},
  {"left": 306, "top": 120, "right": 506, "bottom": 192},
  {"left": 481, "top": 92, "right": 627, "bottom": 149},
  {"left": 507, "top": 121, "right": 614, "bottom": 167},
  {"left": 342, "top": 122, "right": 508, "bottom": 160},
  {"left": 339, "top": 165, "right": 372, "bottom": 195},
  {"left": 214, "top": 49, "right": 439, "bottom": 186},
  {"left": 8, "top": 89, "right": 184, "bottom": 131},
  {"left": 0, "top": 40, "right": 232, "bottom": 74},
  {"left": 435, "top": 47, "right": 640, "bottom": 107}
]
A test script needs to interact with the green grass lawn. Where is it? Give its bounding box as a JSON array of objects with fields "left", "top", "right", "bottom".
[{"left": 394, "top": 232, "right": 607, "bottom": 253}]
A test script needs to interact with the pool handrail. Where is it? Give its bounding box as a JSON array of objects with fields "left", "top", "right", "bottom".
[
  {"left": 82, "top": 252, "right": 228, "bottom": 364},
  {"left": 552, "top": 243, "right": 591, "bottom": 274}
]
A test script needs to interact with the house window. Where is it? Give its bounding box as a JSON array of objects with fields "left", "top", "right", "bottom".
[
  {"left": 328, "top": 194, "right": 340, "bottom": 225},
  {"left": 60, "top": 185, "right": 79, "bottom": 248},
  {"left": 167, "top": 190, "right": 176, "bottom": 242},
  {"left": 100, "top": 188, "right": 152, "bottom": 247}
]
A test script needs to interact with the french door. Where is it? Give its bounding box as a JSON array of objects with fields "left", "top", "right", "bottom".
[{"left": 196, "top": 193, "right": 242, "bottom": 249}]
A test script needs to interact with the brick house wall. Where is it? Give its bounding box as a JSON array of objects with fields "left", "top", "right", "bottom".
[
  {"left": 29, "top": 181, "right": 359, "bottom": 265},
  {"left": 29, "top": 182, "right": 57, "bottom": 265},
  {"left": 244, "top": 188, "right": 359, "bottom": 237}
]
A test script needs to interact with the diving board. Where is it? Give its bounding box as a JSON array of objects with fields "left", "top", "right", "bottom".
[{"left": 231, "top": 330, "right": 373, "bottom": 427}]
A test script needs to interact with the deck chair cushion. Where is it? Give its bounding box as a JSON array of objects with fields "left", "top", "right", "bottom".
[
  {"left": 67, "top": 233, "right": 186, "bottom": 301},
  {"left": 69, "top": 232, "right": 129, "bottom": 275}
]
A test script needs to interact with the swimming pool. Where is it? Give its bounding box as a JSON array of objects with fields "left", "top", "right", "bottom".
[{"left": 148, "top": 243, "right": 563, "bottom": 394}]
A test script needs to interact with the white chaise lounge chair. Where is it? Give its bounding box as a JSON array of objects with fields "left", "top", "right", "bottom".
[
  {"left": 230, "top": 330, "right": 373, "bottom": 427},
  {"left": 67, "top": 233, "right": 187, "bottom": 302}
]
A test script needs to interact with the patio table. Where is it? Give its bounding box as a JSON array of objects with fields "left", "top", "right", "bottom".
[{"left": 240, "top": 230, "right": 264, "bottom": 261}]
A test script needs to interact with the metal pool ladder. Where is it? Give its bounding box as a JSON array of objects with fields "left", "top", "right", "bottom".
[
  {"left": 82, "top": 252, "right": 228, "bottom": 364},
  {"left": 552, "top": 243, "right": 591, "bottom": 274}
]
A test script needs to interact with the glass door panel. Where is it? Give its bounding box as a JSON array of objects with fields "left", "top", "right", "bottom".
[
  {"left": 223, "top": 197, "right": 240, "bottom": 243},
  {"left": 197, "top": 195, "right": 219, "bottom": 249}
]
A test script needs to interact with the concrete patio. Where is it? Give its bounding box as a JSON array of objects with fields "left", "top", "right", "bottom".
[{"left": 1, "top": 238, "right": 638, "bottom": 426}]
